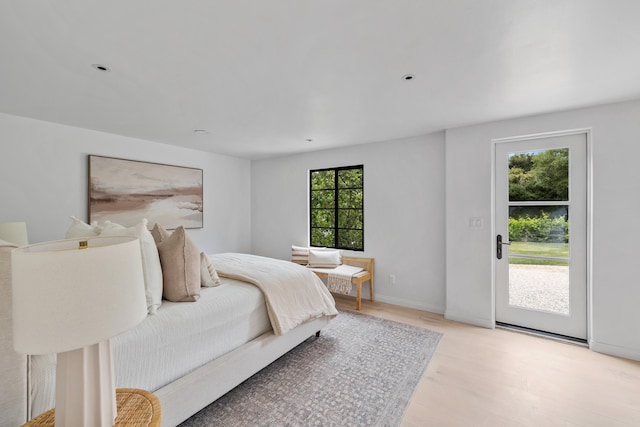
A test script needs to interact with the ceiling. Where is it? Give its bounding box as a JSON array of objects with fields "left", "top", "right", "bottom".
[{"left": 1, "top": 1, "right": 639, "bottom": 160}]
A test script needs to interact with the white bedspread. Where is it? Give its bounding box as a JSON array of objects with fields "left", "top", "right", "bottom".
[
  {"left": 29, "top": 278, "right": 271, "bottom": 416},
  {"left": 208, "top": 253, "right": 339, "bottom": 335}
]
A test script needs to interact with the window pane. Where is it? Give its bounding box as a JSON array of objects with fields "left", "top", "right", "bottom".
[
  {"left": 311, "top": 170, "right": 335, "bottom": 190},
  {"left": 509, "top": 206, "right": 569, "bottom": 256},
  {"left": 338, "top": 209, "right": 363, "bottom": 229},
  {"left": 338, "top": 229, "right": 363, "bottom": 250},
  {"left": 311, "top": 209, "right": 334, "bottom": 227},
  {"left": 508, "top": 205, "right": 569, "bottom": 315},
  {"left": 338, "top": 189, "right": 363, "bottom": 209},
  {"left": 310, "top": 190, "right": 335, "bottom": 209},
  {"left": 311, "top": 228, "right": 334, "bottom": 247},
  {"left": 338, "top": 168, "right": 362, "bottom": 188},
  {"left": 508, "top": 263, "right": 569, "bottom": 315},
  {"left": 509, "top": 148, "right": 569, "bottom": 201}
]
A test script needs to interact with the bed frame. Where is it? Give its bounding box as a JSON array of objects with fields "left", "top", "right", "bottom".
[
  {"left": 157, "top": 316, "right": 328, "bottom": 426},
  {"left": 0, "top": 246, "right": 331, "bottom": 426}
]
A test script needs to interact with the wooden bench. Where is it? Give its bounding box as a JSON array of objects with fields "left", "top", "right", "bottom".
[{"left": 309, "top": 257, "right": 374, "bottom": 311}]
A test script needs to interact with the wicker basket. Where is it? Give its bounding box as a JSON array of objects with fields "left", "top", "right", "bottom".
[{"left": 24, "top": 388, "right": 161, "bottom": 427}]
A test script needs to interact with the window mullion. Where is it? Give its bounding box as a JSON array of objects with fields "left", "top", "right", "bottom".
[{"left": 334, "top": 171, "right": 339, "bottom": 248}]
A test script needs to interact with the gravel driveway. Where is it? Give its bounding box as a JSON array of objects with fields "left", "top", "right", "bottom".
[{"left": 508, "top": 264, "right": 569, "bottom": 314}]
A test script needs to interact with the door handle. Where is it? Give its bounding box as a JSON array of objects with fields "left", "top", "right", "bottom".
[{"left": 496, "top": 234, "right": 510, "bottom": 259}]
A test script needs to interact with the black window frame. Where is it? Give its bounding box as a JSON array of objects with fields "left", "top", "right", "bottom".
[{"left": 309, "top": 164, "right": 364, "bottom": 251}]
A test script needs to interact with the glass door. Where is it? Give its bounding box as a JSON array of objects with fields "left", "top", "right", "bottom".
[{"left": 495, "top": 132, "right": 587, "bottom": 340}]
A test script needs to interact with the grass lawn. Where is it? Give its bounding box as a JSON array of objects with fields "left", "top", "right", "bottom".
[{"left": 509, "top": 241, "right": 569, "bottom": 266}]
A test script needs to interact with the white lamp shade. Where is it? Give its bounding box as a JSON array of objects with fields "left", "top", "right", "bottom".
[
  {"left": 0, "top": 222, "right": 28, "bottom": 246},
  {"left": 11, "top": 236, "right": 147, "bottom": 355}
]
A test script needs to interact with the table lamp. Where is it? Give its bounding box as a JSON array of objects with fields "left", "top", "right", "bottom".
[
  {"left": 0, "top": 221, "right": 28, "bottom": 246},
  {"left": 12, "top": 236, "right": 147, "bottom": 426}
]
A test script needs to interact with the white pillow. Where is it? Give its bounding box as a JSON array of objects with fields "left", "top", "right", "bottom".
[
  {"left": 291, "top": 245, "right": 310, "bottom": 254},
  {"left": 308, "top": 248, "right": 342, "bottom": 268},
  {"left": 65, "top": 216, "right": 102, "bottom": 238},
  {"left": 100, "top": 219, "right": 163, "bottom": 314},
  {"left": 0, "top": 239, "right": 17, "bottom": 248},
  {"left": 291, "top": 244, "right": 310, "bottom": 265}
]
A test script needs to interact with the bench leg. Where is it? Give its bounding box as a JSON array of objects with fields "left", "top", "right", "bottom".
[
  {"left": 356, "top": 283, "right": 362, "bottom": 310},
  {"left": 369, "top": 278, "right": 374, "bottom": 302}
]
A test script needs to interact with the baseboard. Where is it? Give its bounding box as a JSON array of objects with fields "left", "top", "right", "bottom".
[
  {"left": 374, "top": 295, "right": 444, "bottom": 314},
  {"left": 444, "top": 309, "right": 495, "bottom": 329},
  {"left": 589, "top": 340, "right": 640, "bottom": 361}
]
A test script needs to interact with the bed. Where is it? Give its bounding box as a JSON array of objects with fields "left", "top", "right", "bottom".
[{"left": 0, "top": 245, "right": 338, "bottom": 427}]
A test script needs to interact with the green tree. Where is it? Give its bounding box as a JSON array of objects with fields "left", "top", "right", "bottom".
[
  {"left": 509, "top": 149, "right": 568, "bottom": 201},
  {"left": 509, "top": 212, "right": 568, "bottom": 243},
  {"left": 310, "top": 166, "right": 363, "bottom": 250}
]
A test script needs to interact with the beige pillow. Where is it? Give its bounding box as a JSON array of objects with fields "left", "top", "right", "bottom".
[
  {"left": 308, "top": 248, "right": 342, "bottom": 268},
  {"left": 157, "top": 226, "right": 200, "bottom": 302},
  {"left": 200, "top": 252, "right": 222, "bottom": 287},
  {"left": 100, "top": 219, "right": 163, "bottom": 314},
  {"left": 150, "top": 223, "right": 170, "bottom": 246}
]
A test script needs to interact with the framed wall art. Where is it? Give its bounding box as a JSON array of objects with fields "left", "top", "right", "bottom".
[{"left": 89, "top": 155, "right": 203, "bottom": 229}]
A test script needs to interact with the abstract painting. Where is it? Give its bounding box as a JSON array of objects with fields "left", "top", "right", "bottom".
[{"left": 89, "top": 155, "right": 203, "bottom": 229}]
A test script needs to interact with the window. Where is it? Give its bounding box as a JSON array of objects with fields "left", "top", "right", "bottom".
[{"left": 310, "top": 165, "right": 364, "bottom": 251}]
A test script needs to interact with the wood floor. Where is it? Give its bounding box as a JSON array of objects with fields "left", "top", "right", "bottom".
[{"left": 333, "top": 295, "right": 640, "bottom": 427}]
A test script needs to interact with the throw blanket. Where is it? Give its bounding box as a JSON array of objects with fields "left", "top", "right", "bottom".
[
  {"left": 208, "top": 253, "right": 338, "bottom": 335},
  {"left": 328, "top": 265, "right": 363, "bottom": 295}
]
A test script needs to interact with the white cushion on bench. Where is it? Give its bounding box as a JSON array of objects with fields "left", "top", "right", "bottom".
[{"left": 308, "top": 248, "right": 341, "bottom": 267}]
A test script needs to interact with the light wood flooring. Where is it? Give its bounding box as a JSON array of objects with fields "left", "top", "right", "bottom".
[{"left": 333, "top": 295, "right": 640, "bottom": 427}]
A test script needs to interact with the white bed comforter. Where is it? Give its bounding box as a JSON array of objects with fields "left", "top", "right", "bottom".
[
  {"left": 209, "top": 253, "right": 338, "bottom": 335},
  {"left": 29, "top": 278, "right": 272, "bottom": 416}
]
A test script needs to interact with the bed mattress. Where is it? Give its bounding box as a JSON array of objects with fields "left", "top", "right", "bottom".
[{"left": 29, "top": 278, "right": 270, "bottom": 417}]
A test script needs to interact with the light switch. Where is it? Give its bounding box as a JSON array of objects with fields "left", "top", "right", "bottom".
[{"left": 469, "top": 217, "right": 482, "bottom": 228}]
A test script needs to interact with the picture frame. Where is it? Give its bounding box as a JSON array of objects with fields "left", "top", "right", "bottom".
[{"left": 89, "top": 155, "right": 203, "bottom": 229}]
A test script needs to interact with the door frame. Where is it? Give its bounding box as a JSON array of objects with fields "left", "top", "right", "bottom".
[{"left": 490, "top": 128, "right": 593, "bottom": 343}]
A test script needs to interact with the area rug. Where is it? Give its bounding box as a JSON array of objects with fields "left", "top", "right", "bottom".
[{"left": 179, "top": 309, "right": 442, "bottom": 427}]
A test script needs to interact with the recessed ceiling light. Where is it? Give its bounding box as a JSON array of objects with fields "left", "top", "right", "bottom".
[
  {"left": 91, "top": 64, "right": 111, "bottom": 72},
  {"left": 306, "top": 138, "right": 313, "bottom": 142},
  {"left": 402, "top": 74, "right": 415, "bottom": 81},
  {"left": 193, "top": 129, "right": 209, "bottom": 135}
]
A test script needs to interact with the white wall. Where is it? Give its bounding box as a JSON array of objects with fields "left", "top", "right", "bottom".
[
  {"left": 0, "top": 112, "right": 251, "bottom": 253},
  {"left": 251, "top": 133, "right": 446, "bottom": 313},
  {"left": 445, "top": 99, "right": 640, "bottom": 360}
]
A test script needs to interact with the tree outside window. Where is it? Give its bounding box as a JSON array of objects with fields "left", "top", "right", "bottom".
[{"left": 310, "top": 165, "right": 363, "bottom": 251}]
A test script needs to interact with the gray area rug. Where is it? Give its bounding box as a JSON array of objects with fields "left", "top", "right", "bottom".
[{"left": 180, "top": 309, "right": 442, "bottom": 427}]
